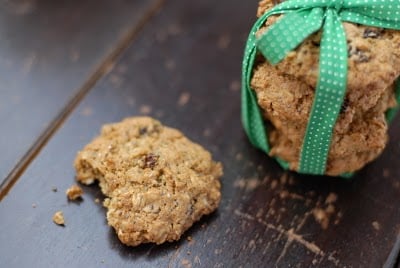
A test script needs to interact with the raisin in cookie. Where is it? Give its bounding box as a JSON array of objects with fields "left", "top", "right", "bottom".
[
  {"left": 251, "top": 0, "right": 400, "bottom": 175},
  {"left": 74, "top": 117, "right": 222, "bottom": 246}
]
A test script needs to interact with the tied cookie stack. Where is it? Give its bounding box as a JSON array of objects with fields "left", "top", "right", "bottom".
[{"left": 242, "top": 0, "right": 400, "bottom": 176}]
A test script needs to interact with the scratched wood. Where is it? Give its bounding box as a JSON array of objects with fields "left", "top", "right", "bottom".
[
  {"left": 1, "top": 0, "right": 400, "bottom": 267},
  {"left": 0, "top": 0, "right": 158, "bottom": 183}
]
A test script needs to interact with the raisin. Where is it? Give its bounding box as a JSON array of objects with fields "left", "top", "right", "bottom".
[
  {"left": 143, "top": 154, "right": 158, "bottom": 169},
  {"left": 139, "top": 127, "right": 148, "bottom": 135},
  {"left": 363, "top": 28, "right": 382, "bottom": 39},
  {"left": 340, "top": 98, "right": 349, "bottom": 114},
  {"left": 311, "top": 40, "right": 320, "bottom": 47},
  {"left": 348, "top": 46, "right": 370, "bottom": 63}
]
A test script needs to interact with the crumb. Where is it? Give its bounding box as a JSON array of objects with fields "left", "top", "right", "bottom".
[
  {"left": 372, "top": 221, "right": 381, "bottom": 231},
  {"left": 201, "top": 224, "right": 206, "bottom": 229},
  {"left": 235, "top": 153, "right": 243, "bottom": 161},
  {"left": 203, "top": 128, "right": 211, "bottom": 137},
  {"left": 187, "top": 236, "right": 192, "bottom": 242},
  {"left": 325, "top": 193, "right": 338, "bottom": 204},
  {"left": 383, "top": 169, "right": 390, "bottom": 178},
  {"left": 51, "top": 186, "right": 58, "bottom": 192},
  {"left": 325, "top": 204, "right": 335, "bottom": 214},
  {"left": 313, "top": 208, "right": 329, "bottom": 230},
  {"left": 234, "top": 178, "right": 246, "bottom": 189},
  {"left": 101, "top": 260, "right": 105, "bottom": 264},
  {"left": 181, "top": 258, "right": 192, "bottom": 268},
  {"left": 139, "top": 105, "right": 152, "bottom": 115},
  {"left": 66, "top": 185, "right": 84, "bottom": 200},
  {"left": 95, "top": 198, "right": 100, "bottom": 204},
  {"left": 187, "top": 251, "right": 191, "bottom": 255},
  {"left": 178, "top": 92, "right": 190, "bottom": 107},
  {"left": 246, "top": 178, "right": 260, "bottom": 191},
  {"left": 270, "top": 180, "right": 278, "bottom": 190},
  {"left": 32, "top": 203, "right": 36, "bottom": 208},
  {"left": 214, "top": 248, "right": 223, "bottom": 255},
  {"left": 279, "top": 173, "right": 288, "bottom": 185},
  {"left": 279, "top": 190, "right": 289, "bottom": 199},
  {"left": 53, "top": 211, "right": 65, "bottom": 226}
]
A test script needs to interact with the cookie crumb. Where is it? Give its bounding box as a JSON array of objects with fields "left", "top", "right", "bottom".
[
  {"left": 95, "top": 198, "right": 100, "bottom": 204},
  {"left": 383, "top": 169, "right": 390, "bottom": 178},
  {"left": 270, "top": 180, "right": 278, "bottom": 190},
  {"left": 53, "top": 211, "right": 65, "bottom": 226},
  {"left": 187, "top": 236, "right": 192, "bottom": 242},
  {"left": 139, "top": 105, "right": 152, "bottom": 115},
  {"left": 51, "top": 186, "right": 58, "bottom": 192},
  {"left": 325, "top": 193, "right": 338, "bottom": 204},
  {"left": 181, "top": 258, "right": 192, "bottom": 268},
  {"left": 177, "top": 92, "right": 190, "bottom": 107},
  {"left": 66, "top": 185, "right": 84, "bottom": 200},
  {"left": 313, "top": 208, "right": 329, "bottom": 230},
  {"left": 32, "top": 203, "right": 37, "bottom": 208},
  {"left": 372, "top": 221, "right": 381, "bottom": 231}
]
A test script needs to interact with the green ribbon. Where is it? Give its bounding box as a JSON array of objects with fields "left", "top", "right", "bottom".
[{"left": 242, "top": 0, "right": 400, "bottom": 175}]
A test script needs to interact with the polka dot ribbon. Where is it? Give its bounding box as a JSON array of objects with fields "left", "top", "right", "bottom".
[{"left": 242, "top": 0, "right": 400, "bottom": 175}]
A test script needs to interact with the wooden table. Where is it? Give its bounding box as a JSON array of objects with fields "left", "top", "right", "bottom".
[{"left": 1, "top": 1, "right": 399, "bottom": 267}]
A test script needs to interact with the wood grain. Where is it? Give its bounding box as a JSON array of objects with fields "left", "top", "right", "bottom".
[
  {"left": 1, "top": 0, "right": 400, "bottom": 267},
  {"left": 0, "top": 0, "right": 159, "bottom": 187}
]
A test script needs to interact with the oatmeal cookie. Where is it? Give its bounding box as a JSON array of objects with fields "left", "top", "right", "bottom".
[
  {"left": 251, "top": 0, "right": 400, "bottom": 175},
  {"left": 74, "top": 117, "right": 222, "bottom": 246}
]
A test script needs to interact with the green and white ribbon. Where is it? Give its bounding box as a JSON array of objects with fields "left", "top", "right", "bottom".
[{"left": 242, "top": 0, "right": 400, "bottom": 175}]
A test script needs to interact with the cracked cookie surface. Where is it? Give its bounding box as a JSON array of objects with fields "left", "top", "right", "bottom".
[{"left": 74, "top": 117, "right": 222, "bottom": 246}]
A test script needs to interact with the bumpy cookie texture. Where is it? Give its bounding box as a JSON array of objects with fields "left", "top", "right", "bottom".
[
  {"left": 252, "top": 0, "right": 400, "bottom": 175},
  {"left": 74, "top": 117, "right": 222, "bottom": 246}
]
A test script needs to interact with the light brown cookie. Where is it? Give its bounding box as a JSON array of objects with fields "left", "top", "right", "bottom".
[
  {"left": 251, "top": 0, "right": 400, "bottom": 175},
  {"left": 74, "top": 117, "right": 222, "bottom": 246}
]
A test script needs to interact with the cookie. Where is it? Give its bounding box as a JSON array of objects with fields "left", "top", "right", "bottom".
[
  {"left": 251, "top": 0, "right": 400, "bottom": 175},
  {"left": 74, "top": 117, "right": 222, "bottom": 246},
  {"left": 66, "top": 184, "right": 83, "bottom": 200}
]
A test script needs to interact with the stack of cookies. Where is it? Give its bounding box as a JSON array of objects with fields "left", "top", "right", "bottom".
[{"left": 250, "top": 0, "right": 400, "bottom": 176}]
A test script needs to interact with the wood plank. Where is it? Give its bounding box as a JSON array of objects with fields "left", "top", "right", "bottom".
[
  {"left": 0, "top": 0, "right": 160, "bottom": 187},
  {"left": 1, "top": 0, "right": 400, "bottom": 267}
]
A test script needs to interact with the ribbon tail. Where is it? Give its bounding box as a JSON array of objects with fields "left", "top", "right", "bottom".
[
  {"left": 299, "top": 10, "right": 348, "bottom": 175},
  {"left": 341, "top": 10, "right": 400, "bottom": 30},
  {"left": 241, "top": 13, "right": 271, "bottom": 153},
  {"left": 256, "top": 8, "right": 324, "bottom": 65}
]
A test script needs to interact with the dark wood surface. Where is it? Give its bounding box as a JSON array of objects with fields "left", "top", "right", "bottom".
[
  {"left": 1, "top": 0, "right": 400, "bottom": 267},
  {"left": 0, "top": 0, "right": 159, "bottom": 186}
]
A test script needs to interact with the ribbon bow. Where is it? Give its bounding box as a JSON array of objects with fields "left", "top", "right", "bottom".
[{"left": 242, "top": 0, "right": 400, "bottom": 175}]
